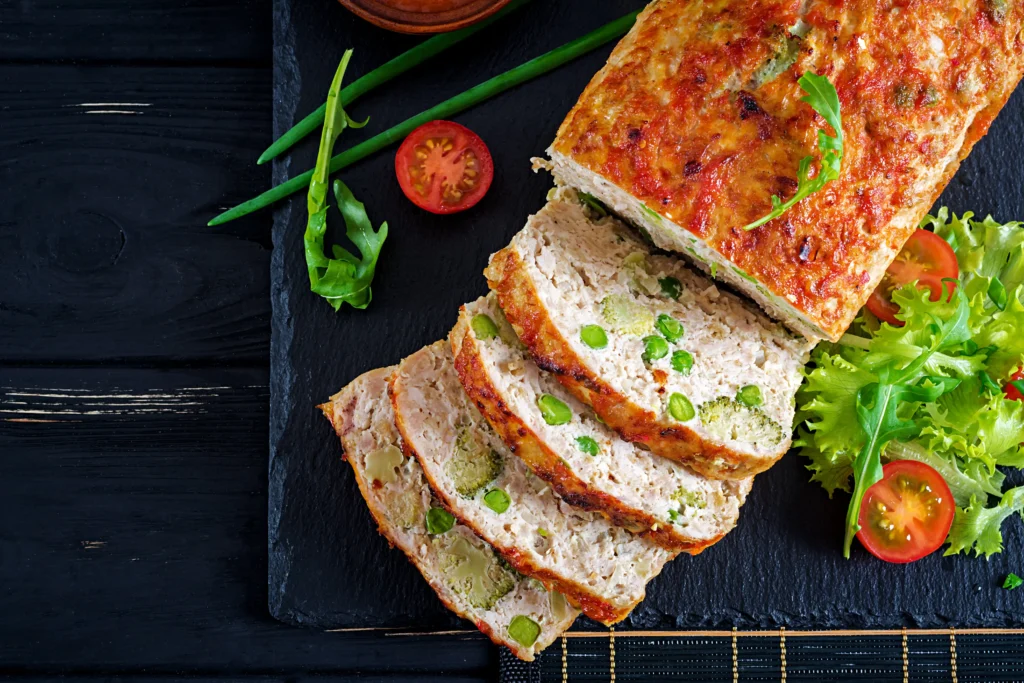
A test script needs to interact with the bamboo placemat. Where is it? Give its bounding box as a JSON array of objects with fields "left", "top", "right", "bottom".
[{"left": 498, "top": 628, "right": 1024, "bottom": 682}]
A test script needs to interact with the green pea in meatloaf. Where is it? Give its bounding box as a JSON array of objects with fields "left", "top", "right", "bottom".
[
  {"left": 451, "top": 294, "right": 753, "bottom": 552},
  {"left": 320, "top": 367, "right": 578, "bottom": 661},
  {"left": 389, "top": 342, "right": 674, "bottom": 625},
  {"left": 486, "top": 189, "right": 814, "bottom": 480}
]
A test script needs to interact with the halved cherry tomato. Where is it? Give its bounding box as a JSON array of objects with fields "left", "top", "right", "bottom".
[
  {"left": 856, "top": 460, "right": 955, "bottom": 564},
  {"left": 395, "top": 120, "right": 494, "bottom": 215},
  {"left": 866, "top": 229, "right": 959, "bottom": 326},
  {"left": 1005, "top": 370, "right": 1024, "bottom": 402}
]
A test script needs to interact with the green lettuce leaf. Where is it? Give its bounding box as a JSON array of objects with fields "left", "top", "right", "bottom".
[
  {"left": 975, "top": 294, "right": 1024, "bottom": 379},
  {"left": 796, "top": 428, "right": 854, "bottom": 496},
  {"left": 945, "top": 487, "right": 1024, "bottom": 558},
  {"left": 798, "top": 350, "right": 873, "bottom": 455},
  {"left": 925, "top": 209, "right": 1024, "bottom": 299},
  {"left": 884, "top": 439, "right": 1001, "bottom": 506},
  {"left": 798, "top": 209, "right": 1024, "bottom": 558}
]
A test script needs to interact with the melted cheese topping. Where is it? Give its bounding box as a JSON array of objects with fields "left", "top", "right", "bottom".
[{"left": 551, "top": 0, "right": 1024, "bottom": 340}]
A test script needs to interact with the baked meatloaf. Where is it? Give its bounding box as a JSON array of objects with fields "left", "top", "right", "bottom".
[
  {"left": 486, "top": 191, "right": 812, "bottom": 479},
  {"left": 548, "top": 0, "right": 1024, "bottom": 341},
  {"left": 320, "top": 367, "right": 579, "bottom": 661},
  {"left": 452, "top": 294, "right": 753, "bottom": 551},
  {"left": 390, "top": 342, "right": 674, "bottom": 625}
]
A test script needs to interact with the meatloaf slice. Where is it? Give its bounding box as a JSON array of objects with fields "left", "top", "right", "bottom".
[
  {"left": 320, "top": 367, "right": 578, "bottom": 661},
  {"left": 486, "top": 191, "right": 813, "bottom": 480},
  {"left": 549, "top": 0, "right": 1024, "bottom": 341},
  {"left": 390, "top": 342, "right": 674, "bottom": 625},
  {"left": 452, "top": 294, "right": 753, "bottom": 552}
]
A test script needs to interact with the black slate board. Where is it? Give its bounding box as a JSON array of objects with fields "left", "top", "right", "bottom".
[{"left": 269, "top": 0, "right": 1024, "bottom": 631}]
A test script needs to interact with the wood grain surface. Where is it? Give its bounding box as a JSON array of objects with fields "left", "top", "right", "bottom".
[
  {"left": 0, "top": 66, "right": 272, "bottom": 363},
  {"left": 0, "top": 0, "right": 494, "bottom": 678},
  {"left": 0, "top": 0, "right": 271, "bottom": 64}
]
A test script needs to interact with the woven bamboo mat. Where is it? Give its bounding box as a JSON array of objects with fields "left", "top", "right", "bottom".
[{"left": 498, "top": 628, "right": 1024, "bottom": 682}]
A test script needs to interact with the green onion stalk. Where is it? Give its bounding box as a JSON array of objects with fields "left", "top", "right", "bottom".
[
  {"left": 209, "top": 9, "right": 640, "bottom": 227},
  {"left": 257, "top": 0, "right": 534, "bottom": 165}
]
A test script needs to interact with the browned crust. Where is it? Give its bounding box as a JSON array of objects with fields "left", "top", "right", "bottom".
[
  {"left": 387, "top": 365, "right": 634, "bottom": 626},
  {"left": 317, "top": 370, "right": 544, "bottom": 660},
  {"left": 486, "top": 246, "right": 779, "bottom": 481},
  {"left": 450, "top": 305, "right": 723, "bottom": 554},
  {"left": 549, "top": 0, "right": 1024, "bottom": 342}
]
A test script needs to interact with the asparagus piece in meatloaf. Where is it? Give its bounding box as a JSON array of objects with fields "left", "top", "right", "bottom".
[
  {"left": 452, "top": 294, "right": 753, "bottom": 552},
  {"left": 390, "top": 342, "right": 674, "bottom": 625},
  {"left": 486, "top": 191, "right": 813, "bottom": 480},
  {"left": 320, "top": 367, "right": 578, "bottom": 661},
  {"left": 548, "top": 0, "right": 1024, "bottom": 341}
]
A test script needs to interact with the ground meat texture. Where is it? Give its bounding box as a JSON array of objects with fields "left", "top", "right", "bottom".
[
  {"left": 390, "top": 342, "right": 674, "bottom": 625},
  {"left": 320, "top": 368, "right": 579, "bottom": 661},
  {"left": 452, "top": 294, "right": 753, "bottom": 552},
  {"left": 486, "top": 190, "right": 813, "bottom": 480}
]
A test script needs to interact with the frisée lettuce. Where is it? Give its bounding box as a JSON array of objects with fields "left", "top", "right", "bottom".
[{"left": 797, "top": 209, "right": 1024, "bottom": 558}]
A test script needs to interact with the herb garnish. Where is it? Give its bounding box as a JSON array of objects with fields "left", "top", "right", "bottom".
[
  {"left": 210, "top": 10, "right": 642, "bottom": 226},
  {"left": 1004, "top": 573, "right": 1023, "bottom": 590},
  {"left": 743, "top": 72, "right": 843, "bottom": 231},
  {"left": 304, "top": 51, "right": 388, "bottom": 311},
  {"left": 257, "top": 0, "right": 534, "bottom": 164},
  {"left": 798, "top": 210, "right": 1024, "bottom": 559}
]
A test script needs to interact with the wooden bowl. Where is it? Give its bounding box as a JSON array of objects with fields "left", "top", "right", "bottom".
[{"left": 337, "top": 0, "right": 514, "bottom": 34}]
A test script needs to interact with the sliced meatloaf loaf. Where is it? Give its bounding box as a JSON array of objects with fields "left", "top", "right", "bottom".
[
  {"left": 548, "top": 0, "right": 1024, "bottom": 341},
  {"left": 452, "top": 294, "right": 753, "bottom": 552},
  {"left": 390, "top": 341, "right": 674, "bottom": 625},
  {"left": 320, "top": 367, "right": 578, "bottom": 661},
  {"left": 486, "top": 191, "right": 813, "bottom": 480}
]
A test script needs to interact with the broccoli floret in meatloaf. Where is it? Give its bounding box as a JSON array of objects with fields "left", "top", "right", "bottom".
[
  {"left": 698, "top": 396, "right": 785, "bottom": 447},
  {"left": 671, "top": 487, "right": 707, "bottom": 511},
  {"left": 435, "top": 534, "right": 517, "bottom": 610},
  {"left": 601, "top": 294, "right": 655, "bottom": 335},
  {"left": 447, "top": 428, "right": 503, "bottom": 497}
]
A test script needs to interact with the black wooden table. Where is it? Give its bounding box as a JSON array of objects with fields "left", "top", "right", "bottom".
[{"left": 0, "top": 2, "right": 492, "bottom": 680}]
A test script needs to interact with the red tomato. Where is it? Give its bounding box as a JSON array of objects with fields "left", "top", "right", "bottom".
[
  {"left": 1005, "top": 370, "right": 1024, "bottom": 402},
  {"left": 856, "top": 460, "right": 955, "bottom": 563},
  {"left": 395, "top": 120, "right": 494, "bottom": 215},
  {"left": 866, "top": 229, "right": 960, "bottom": 326}
]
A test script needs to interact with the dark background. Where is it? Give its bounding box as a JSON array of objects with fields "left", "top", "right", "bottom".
[
  {"left": 0, "top": 0, "right": 489, "bottom": 680},
  {"left": 3, "top": 1, "right": 1024, "bottom": 682}
]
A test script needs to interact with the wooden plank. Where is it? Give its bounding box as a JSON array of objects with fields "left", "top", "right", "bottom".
[
  {"left": 0, "top": 66, "right": 272, "bottom": 363},
  {"left": 0, "top": 0, "right": 271, "bottom": 64},
  {"left": 0, "top": 367, "right": 491, "bottom": 675}
]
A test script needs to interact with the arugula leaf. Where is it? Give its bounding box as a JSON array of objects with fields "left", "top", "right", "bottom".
[
  {"left": 843, "top": 373, "right": 952, "bottom": 557},
  {"left": 312, "top": 181, "right": 388, "bottom": 310},
  {"left": 1004, "top": 573, "right": 1023, "bottom": 590},
  {"left": 799, "top": 211, "right": 1024, "bottom": 558},
  {"left": 743, "top": 72, "right": 843, "bottom": 231},
  {"left": 304, "top": 51, "right": 387, "bottom": 311},
  {"left": 945, "top": 487, "right": 1024, "bottom": 558}
]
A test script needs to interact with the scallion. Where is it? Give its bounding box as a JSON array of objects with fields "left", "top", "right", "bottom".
[
  {"left": 208, "top": 9, "right": 641, "bottom": 226},
  {"left": 256, "top": 0, "right": 534, "bottom": 165}
]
